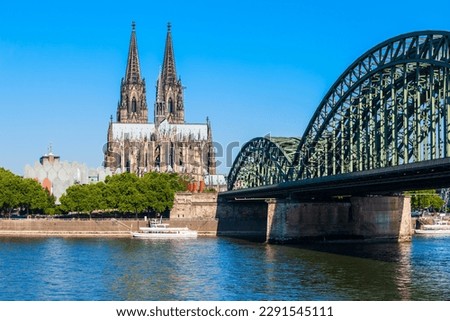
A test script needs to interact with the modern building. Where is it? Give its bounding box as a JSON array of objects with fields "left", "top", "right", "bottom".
[
  {"left": 104, "top": 23, "right": 216, "bottom": 182},
  {"left": 24, "top": 147, "right": 112, "bottom": 204}
]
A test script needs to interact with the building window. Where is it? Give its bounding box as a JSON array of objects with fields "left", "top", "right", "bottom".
[
  {"left": 132, "top": 97, "right": 137, "bottom": 112},
  {"left": 169, "top": 142, "right": 174, "bottom": 168},
  {"left": 155, "top": 146, "right": 160, "bottom": 168},
  {"left": 179, "top": 149, "right": 183, "bottom": 166},
  {"left": 168, "top": 98, "right": 173, "bottom": 114}
]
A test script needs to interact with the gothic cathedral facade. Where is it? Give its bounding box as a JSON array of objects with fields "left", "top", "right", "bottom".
[{"left": 104, "top": 23, "right": 216, "bottom": 181}]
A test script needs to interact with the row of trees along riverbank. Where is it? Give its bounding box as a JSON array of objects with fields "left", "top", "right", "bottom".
[
  {"left": 59, "top": 172, "right": 187, "bottom": 217},
  {"left": 0, "top": 168, "right": 188, "bottom": 217}
]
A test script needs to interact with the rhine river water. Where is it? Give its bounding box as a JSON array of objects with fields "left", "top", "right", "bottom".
[{"left": 0, "top": 235, "right": 449, "bottom": 300}]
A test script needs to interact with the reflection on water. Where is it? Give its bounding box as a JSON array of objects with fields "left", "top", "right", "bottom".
[{"left": 0, "top": 235, "right": 449, "bottom": 300}]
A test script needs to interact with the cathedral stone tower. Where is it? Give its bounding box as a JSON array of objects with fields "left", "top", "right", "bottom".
[
  {"left": 117, "top": 22, "right": 148, "bottom": 123},
  {"left": 155, "top": 23, "right": 184, "bottom": 126},
  {"left": 104, "top": 23, "right": 216, "bottom": 180}
]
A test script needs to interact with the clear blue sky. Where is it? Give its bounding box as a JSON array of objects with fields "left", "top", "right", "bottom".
[{"left": 1, "top": 0, "right": 450, "bottom": 175}]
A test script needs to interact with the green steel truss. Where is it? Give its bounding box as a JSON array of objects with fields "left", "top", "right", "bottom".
[
  {"left": 228, "top": 31, "right": 450, "bottom": 191},
  {"left": 227, "top": 137, "right": 300, "bottom": 190}
]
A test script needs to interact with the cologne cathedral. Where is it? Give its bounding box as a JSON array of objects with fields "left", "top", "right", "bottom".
[{"left": 104, "top": 23, "right": 216, "bottom": 182}]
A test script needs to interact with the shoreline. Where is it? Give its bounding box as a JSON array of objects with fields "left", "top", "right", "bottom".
[
  {"left": 0, "top": 231, "right": 217, "bottom": 238},
  {"left": 0, "top": 230, "right": 133, "bottom": 238},
  {"left": 0, "top": 218, "right": 218, "bottom": 238}
]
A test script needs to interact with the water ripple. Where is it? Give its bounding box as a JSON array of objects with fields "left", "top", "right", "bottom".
[{"left": 0, "top": 236, "right": 449, "bottom": 300}]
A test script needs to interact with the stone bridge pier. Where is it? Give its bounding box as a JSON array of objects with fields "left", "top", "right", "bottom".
[
  {"left": 266, "top": 196, "right": 412, "bottom": 243},
  {"left": 217, "top": 195, "right": 412, "bottom": 243}
]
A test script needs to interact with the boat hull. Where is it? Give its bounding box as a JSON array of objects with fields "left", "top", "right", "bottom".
[
  {"left": 133, "top": 219, "right": 198, "bottom": 239},
  {"left": 133, "top": 232, "right": 197, "bottom": 239},
  {"left": 414, "top": 229, "right": 450, "bottom": 235},
  {"left": 132, "top": 228, "right": 198, "bottom": 239}
]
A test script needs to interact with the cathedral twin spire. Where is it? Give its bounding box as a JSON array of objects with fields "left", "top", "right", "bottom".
[
  {"left": 161, "top": 23, "right": 177, "bottom": 86},
  {"left": 125, "top": 22, "right": 142, "bottom": 84},
  {"left": 155, "top": 22, "right": 185, "bottom": 126},
  {"left": 117, "top": 21, "right": 147, "bottom": 123},
  {"left": 117, "top": 22, "right": 184, "bottom": 126}
]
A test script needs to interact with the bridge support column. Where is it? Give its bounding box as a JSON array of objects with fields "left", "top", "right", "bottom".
[
  {"left": 266, "top": 196, "right": 412, "bottom": 243},
  {"left": 350, "top": 196, "right": 412, "bottom": 242}
]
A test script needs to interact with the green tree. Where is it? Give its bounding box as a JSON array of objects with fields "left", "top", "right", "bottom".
[
  {"left": 18, "top": 178, "right": 53, "bottom": 214},
  {"left": 60, "top": 184, "right": 88, "bottom": 214},
  {"left": 59, "top": 172, "right": 188, "bottom": 217},
  {"left": 105, "top": 172, "right": 145, "bottom": 215},
  {"left": 0, "top": 168, "right": 54, "bottom": 216},
  {"left": 139, "top": 172, "right": 187, "bottom": 214},
  {"left": 85, "top": 182, "right": 108, "bottom": 213},
  {"left": 0, "top": 168, "right": 22, "bottom": 216},
  {"left": 407, "top": 190, "right": 445, "bottom": 211}
]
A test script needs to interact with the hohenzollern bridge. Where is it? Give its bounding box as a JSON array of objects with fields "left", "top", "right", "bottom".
[{"left": 218, "top": 31, "right": 450, "bottom": 243}]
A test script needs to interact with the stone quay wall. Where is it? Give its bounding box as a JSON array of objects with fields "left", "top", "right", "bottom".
[
  {"left": 0, "top": 219, "right": 140, "bottom": 237},
  {"left": 169, "top": 192, "right": 219, "bottom": 235},
  {"left": 171, "top": 192, "right": 267, "bottom": 238}
]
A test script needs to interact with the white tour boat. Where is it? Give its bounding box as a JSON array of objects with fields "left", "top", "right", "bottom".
[{"left": 132, "top": 218, "right": 197, "bottom": 239}]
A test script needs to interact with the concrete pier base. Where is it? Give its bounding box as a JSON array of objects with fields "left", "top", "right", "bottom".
[{"left": 266, "top": 196, "right": 412, "bottom": 243}]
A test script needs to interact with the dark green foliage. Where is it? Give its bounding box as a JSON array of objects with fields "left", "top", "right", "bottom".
[
  {"left": 0, "top": 167, "right": 54, "bottom": 215},
  {"left": 139, "top": 172, "right": 186, "bottom": 214},
  {"left": 104, "top": 173, "right": 144, "bottom": 215},
  {"left": 60, "top": 172, "right": 188, "bottom": 215},
  {"left": 0, "top": 168, "right": 188, "bottom": 216},
  {"left": 406, "top": 190, "right": 445, "bottom": 211}
]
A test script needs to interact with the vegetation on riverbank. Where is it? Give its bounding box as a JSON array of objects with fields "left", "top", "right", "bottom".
[
  {"left": 59, "top": 172, "right": 187, "bottom": 217},
  {"left": 406, "top": 189, "right": 446, "bottom": 211},
  {"left": 0, "top": 167, "right": 188, "bottom": 217},
  {"left": 0, "top": 168, "right": 55, "bottom": 215}
]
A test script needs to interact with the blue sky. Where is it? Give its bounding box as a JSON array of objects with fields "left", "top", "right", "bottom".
[{"left": 1, "top": 0, "right": 450, "bottom": 175}]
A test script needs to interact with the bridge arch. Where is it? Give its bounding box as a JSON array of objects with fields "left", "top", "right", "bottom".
[
  {"left": 292, "top": 30, "right": 450, "bottom": 180},
  {"left": 228, "top": 31, "right": 450, "bottom": 190},
  {"left": 227, "top": 136, "right": 300, "bottom": 190}
]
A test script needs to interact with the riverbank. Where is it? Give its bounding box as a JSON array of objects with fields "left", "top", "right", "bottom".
[
  {"left": 0, "top": 218, "right": 218, "bottom": 237},
  {"left": 0, "top": 219, "right": 137, "bottom": 237},
  {"left": 0, "top": 193, "right": 219, "bottom": 238}
]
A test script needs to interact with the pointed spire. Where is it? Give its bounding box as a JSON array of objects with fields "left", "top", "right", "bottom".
[
  {"left": 155, "top": 23, "right": 184, "bottom": 125},
  {"left": 161, "top": 22, "right": 177, "bottom": 84},
  {"left": 125, "top": 21, "right": 141, "bottom": 83},
  {"left": 117, "top": 21, "right": 148, "bottom": 123}
]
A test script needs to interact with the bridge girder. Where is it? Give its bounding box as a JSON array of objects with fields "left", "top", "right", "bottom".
[
  {"left": 228, "top": 31, "right": 450, "bottom": 191},
  {"left": 227, "top": 137, "right": 300, "bottom": 191},
  {"left": 293, "top": 31, "right": 450, "bottom": 180}
]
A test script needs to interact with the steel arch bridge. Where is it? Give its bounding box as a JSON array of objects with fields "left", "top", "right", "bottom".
[
  {"left": 227, "top": 136, "right": 300, "bottom": 190},
  {"left": 228, "top": 31, "right": 450, "bottom": 191}
]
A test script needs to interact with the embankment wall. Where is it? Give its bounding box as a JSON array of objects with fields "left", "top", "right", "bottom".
[{"left": 0, "top": 219, "right": 140, "bottom": 237}]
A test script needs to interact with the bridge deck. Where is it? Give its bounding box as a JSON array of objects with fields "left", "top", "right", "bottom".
[{"left": 221, "top": 158, "right": 450, "bottom": 201}]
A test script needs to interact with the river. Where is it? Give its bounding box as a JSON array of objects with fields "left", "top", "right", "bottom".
[{"left": 0, "top": 235, "right": 449, "bottom": 300}]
